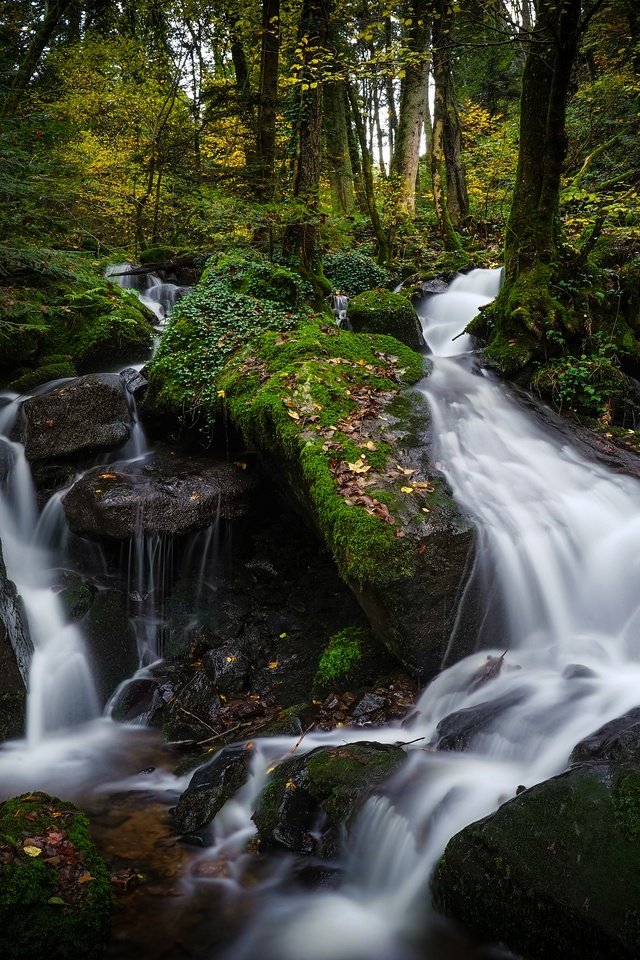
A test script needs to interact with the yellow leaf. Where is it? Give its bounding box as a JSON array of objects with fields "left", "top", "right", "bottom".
[
  {"left": 287, "top": 410, "right": 300, "bottom": 420},
  {"left": 285, "top": 780, "right": 297, "bottom": 790},
  {"left": 23, "top": 846, "right": 42, "bottom": 857},
  {"left": 401, "top": 486, "right": 414, "bottom": 494},
  {"left": 268, "top": 661, "right": 279, "bottom": 669},
  {"left": 279, "top": 632, "right": 287, "bottom": 638},
  {"left": 217, "top": 389, "right": 226, "bottom": 399},
  {"left": 365, "top": 441, "right": 377, "bottom": 451}
]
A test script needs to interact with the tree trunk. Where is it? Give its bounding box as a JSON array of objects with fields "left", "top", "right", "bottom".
[
  {"left": 323, "top": 80, "right": 356, "bottom": 214},
  {"left": 256, "top": 0, "right": 280, "bottom": 196},
  {"left": 282, "top": 0, "right": 332, "bottom": 280},
  {"left": 389, "top": 3, "right": 431, "bottom": 216},
  {"left": 346, "top": 82, "right": 390, "bottom": 264},
  {"left": 2, "top": 0, "right": 73, "bottom": 117}
]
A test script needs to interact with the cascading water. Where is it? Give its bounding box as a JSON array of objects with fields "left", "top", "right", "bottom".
[{"left": 2, "top": 264, "right": 640, "bottom": 958}]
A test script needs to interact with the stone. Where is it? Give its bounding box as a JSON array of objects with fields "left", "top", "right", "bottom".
[
  {"left": 82, "top": 589, "right": 138, "bottom": 701},
  {"left": 163, "top": 668, "right": 223, "bottom": 742},
  {"left": 253, "top": 742, "right": 407, "bottom": 856},
  {"left": 62, "top": 453, "right": 252, "bottom": 541},
  {"left": 0, "top": 540, "right": 30, "bottom": 741},
  {"left": 432, "top": 688, "right": 531, "bottom": 752},
  {"left": 203, "top": 644, "right": 250, "bottom": 695},
  {"left": 433, "top": 718, "right": 640, "bottom": 960},
  {"left": 173, "top": 743, "right": 253, "bottom": 834},
  {"left": 119, "top": 367, "right": 148, "bottom": 395},
  {"left": 351, "top": 693, "right": 386, "bottom": 718},
  {"left": 109, "top": 678, "right": 162, "bottom": 723},
  {"left": 21, "top": 374, "right": 131, "bottom": 462}
]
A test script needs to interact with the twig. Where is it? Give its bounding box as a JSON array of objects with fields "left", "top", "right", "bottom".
[
  {"left": 288, "top": 723, "right": 315, "bottom": 755},
  {"left": 197, "top": 721, "right": 244, "bottom": 746},
  {"left": 177, "top": 705, "right": 218, "bottom": 736},
  {"left": 394, "top": 736, "right": 426, "bottom": 747}
]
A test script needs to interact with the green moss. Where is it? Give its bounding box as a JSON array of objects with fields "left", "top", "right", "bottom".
[
  {"left": 0, "top": 792, "right": 111, "bottom": 960},
  {"left": 315, "top": 627, "right": 365, "bottom": 685},
  {"left": 323, "top": 252, "right": 390, "bottom": 297}
]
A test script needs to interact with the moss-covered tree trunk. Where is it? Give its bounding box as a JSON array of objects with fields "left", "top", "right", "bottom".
[
  {"left": 282, "top": 0, "right": 332, "bottom": 282},
  {"left": 256, "top": 0, "right": 280, "bottom": 196},
  {"left": 482, "top": 0, "right": 584, "bottom": 373},
  {"left": 346, "top": 82, "right": 390, "bottom": 264},
  {"left": 323, "top": 80, "right": 356, "bottom": 215},
  {"left": 389, "top": 3, "right": 431, "bottom": 217}
]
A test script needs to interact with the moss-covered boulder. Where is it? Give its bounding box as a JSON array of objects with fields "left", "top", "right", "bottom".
[
  {"left": 323, "top": 252, "right": 391, "bottom": 297},
  {"left": 0, "top": 792, "right": 111, "bottom": 960},
  {"left": 253, "top": 742, "right": 406, "bottom": 855},
  {"left": 348, "top": 289, "right": 426, "bottom": 350},
  {"left": 313, "top": 625, "right": 395, "bottom": 697},
  {"left": 0, "top": 247, "right": 154, "bottom": 382},
  {"left": 432, "top": 711, "right": 640, "bottom": 959}
]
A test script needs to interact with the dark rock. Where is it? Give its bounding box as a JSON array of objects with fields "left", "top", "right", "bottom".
[
  {"left": 417, "top": 277, "right": 448, "bottom": 296},
  {"left": 348, "top": 289, "right": 426, "bottom": 350},
  {"left": 21, "top": 374, "right": 131, "bottom": 462},
  {"left": 432, "top": 688, "right": 531, "bottom": 752},
  {"left": 253, "top": 741, "right": 406, "bottom": 855},
  {"left": 173, "top": 743, "right": 253, "bottom": 834},
  {"left": 0, "top": 792, "right": 112, "bottom": 960},
  {"left": 352, "top": 693, "right": 386, "bottom": 718},
  {"left": 120, "top": 367, "right": 148, "bottom": 395},
  {"left": 110, "top": 678, "right": 161, "bottom": 723},
  {"left": 163, "top": 669, "right": 222, "bottom": 742},
  {"left": 62, "top": 454, "right": 252, "bottom": 541},
  {"left": 432, "top": 754, "right": 640, "bottom": 959},
  {"left": 55, "top": 572, "right": 95, "bottom": 621},
  {"left": 0, "top": 439, "right": 15, "bottom": 481},
  {"left": 82, "top": 589, "right": 138, "bottom": 701},
  {"left": 0, "top": 541, "right": 30, "bottom": 741},
  {"left": 203, "top": 644, "right": 250, "bottom": 695},
  {"left": 570, "top": 707, "right": 640, "bottom": 766}
]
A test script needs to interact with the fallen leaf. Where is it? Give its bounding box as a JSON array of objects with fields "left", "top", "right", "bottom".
[
  {"left": 401, "top": 486, "right": 414, "bottom": 494},
  {"left": 23, "top": 846, "right": 42, "bottom": 857},
  {"left": 287, "top": 410, "right": 300, "bottom": 420}
]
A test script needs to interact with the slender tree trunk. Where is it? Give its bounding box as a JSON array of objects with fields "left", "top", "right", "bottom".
[
  {"left": 282, "top": 0, "right": 332, "bottom": 279},
  {"left": 372, "top": 83, "right": 387, "bottom": 178},
  {"left": 323, "top": 80, "right": 356, "bottom": 214},
  {"left": 346, "top": 82, "right": 390, "bottom": 264},
  {"left": 2, "top": 0, "right": 73, "bottom": 116},
  {"left": 256, "top": 0, "right": 281, "bottom": 196},
  {"left": 385, "top": 18, "right": 398, "bottom": 157},
  {"left": 389, "top": 3, "right": 430, "bottom": 216}
]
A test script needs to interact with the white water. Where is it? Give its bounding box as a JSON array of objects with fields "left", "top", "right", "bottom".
[{"left": 2, "top": 267, "right": 640, "bottom": 957}]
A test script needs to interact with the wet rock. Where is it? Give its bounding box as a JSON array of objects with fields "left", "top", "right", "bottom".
[
  {"left": 120, "top": 367, "right": 148, "bottom": 395},
  {"left": 55, "top": 572, "right": 96, "bottom": 622},
  {"left": 173, "top": 743, "right": 253, "bottom": 834},
  {"left": 417, "top": 277, "right": 448, "bottom": 296},
  {"left": 163, "top": 669, "right": 223, "bottom": 742},
  {"left": 0, "top": 792, "right": 111, "bottom": 960},
  {"left": 62, "top": 454, "right": 252, "bottom": 541},
  {"left": 82, "top": 589, "right": 138, "bottom": 701},
  {"left": 21, "top": 374, "right": 131, "bottom": 462},
  {"left": 0, "top": 439, "right": 15, "bottom": 481},
  {"left": 0, "top": 541, "right": 30, "bottom": 741},
  {"left": 352, "top": 692, "right": 386, "bottom": 718},
  {"left": 432, "top": 753, "right": 640, "bottom": 959},
  {"left": 569, "top": 707, "right": 640, "bottom": 766},
  {"left": 110, "top": 678, "right": 162, "bottom": 723},
  {"left": 253, "top": 742, "right": 406, "bottom": 855},
  {"left": 203, "top": 644, "right": 250, "bottom": 695},
  {"left": 432, "top": 688, "right": 531, "bottom": 752}
]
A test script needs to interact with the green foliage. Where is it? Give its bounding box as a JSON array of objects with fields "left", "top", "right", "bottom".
[
  {"left": 532, "top": 333, "right": 626, "bottom": 416},
  {"left": 323, "top": 252, "right": 390, "bottom": 297},
  {"left": 204, "top": 250, "right": 314, "bottom": 307}
]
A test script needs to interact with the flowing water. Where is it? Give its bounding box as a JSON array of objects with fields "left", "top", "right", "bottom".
[{"left": 1, "top": 266, "right": 640, "bottom": 958}]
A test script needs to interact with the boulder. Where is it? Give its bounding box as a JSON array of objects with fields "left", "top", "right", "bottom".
[
  {"left": 348, "top": 289, "right": 426, "bottom": 350},
  {"left": 432, "top": 711, "right": 640, "bottom": 959},
  {"left": 62, "top": 453, "right": 252, "bottom": 541},
  {"left": 203, "top": 643, "right": 250, "bottom": 695},
  {"left": 173, "top": 743, "right": 253, "bottom": 834},
  {"left": 119, "top": 367, "right": 148, "bottom": 396},
  {"left": 21, "top": 374, "right": 130, "bottom": 462},
  {"left": 253, "top": 742, "right": 406, "bottom": 855},
  {"left": 0, "top": 792, "right": 111, "bottom": 960},
  {"left": 109, "top": 677, "right": 162, "bottom": 723},
  {"left": 431, "top": 688, "right": 531, "bottom": 752},
  {"left": 162, "top": 668, "right": 223, "bottom": 742}
]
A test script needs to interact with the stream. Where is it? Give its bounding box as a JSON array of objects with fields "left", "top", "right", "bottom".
[{"left": 2, "top": 266, "right": 640, "bottom": 958}]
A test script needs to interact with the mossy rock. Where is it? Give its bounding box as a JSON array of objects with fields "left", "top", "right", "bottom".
[
  {"left": 348, "top": 289, "right": 426, "bottom": 351},
  {"left": 253, "top": 742, "right": 406, "bottom": 854},
  {"left": 9, "top": 361, "right": 77, "bottom": 392},
  {"left": 0, "top": 792, "right": 111, "bottom": 960},
  {"left": 432, "top": 755, "right": 640, "bottom": 959},
  {"left": 323, "top": 252, "right": 390, "bottom": 297},
  {"left": 138, "top": 245, "right": 180, "bottom": 264}
]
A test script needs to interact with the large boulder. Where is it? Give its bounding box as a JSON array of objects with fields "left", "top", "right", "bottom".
[
  {"left": 21, "top": 374, "right": 131, "bottom": 462},
  {"left": 0, "top": 541, "right": 30, "bottom": 741},
  {"left": 348, "top": 290, "right": 426, "bottom": 350},
  {"left": 62, "top": 453, "right": 252, "bottom": 541},
  {"left": 432, "top": 709, "right": 640, "bottom": 959},
  {"left": 0, "top": 792, "right": 111, "bottom": 960},
  {"left": 253, "top": 742, "right": 406, "bottom": 856},
  {"left": 173, "top": 743, "right": 253, "bottom": 834}
]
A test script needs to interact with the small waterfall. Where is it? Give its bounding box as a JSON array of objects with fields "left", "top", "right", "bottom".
[
  {"left": 106, "top": 262, "right": 188, "bottom": 337},
  {"left": 0, "top": 397, "right": 100, "bottom": 745}
]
